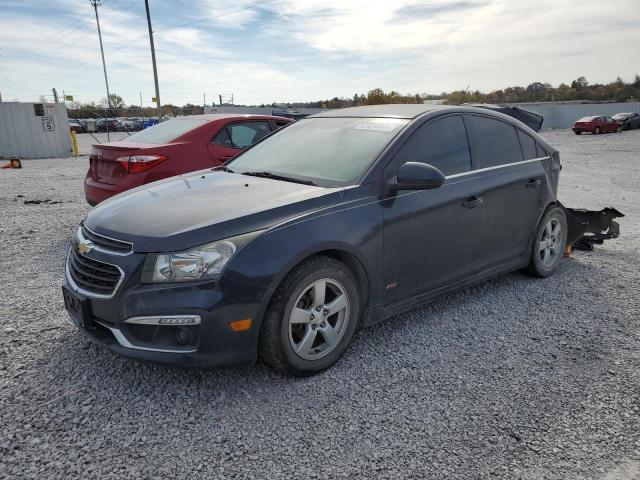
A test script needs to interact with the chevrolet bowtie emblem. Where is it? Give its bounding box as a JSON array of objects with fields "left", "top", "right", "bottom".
[{"left": 78, "top": 241, "right": 93, "bottom": 255}]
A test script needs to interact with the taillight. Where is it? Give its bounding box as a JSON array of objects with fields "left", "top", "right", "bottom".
[{"left": 115, "top": 155, "right": 168, "bottom": 174}]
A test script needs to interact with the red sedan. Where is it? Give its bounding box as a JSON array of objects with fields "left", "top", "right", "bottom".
[
  {"left": 572, "top": 116, "right": 621, "bottom": 135},
  {"left": 85, "top": 114, "right": 292, "bottom": 205}
]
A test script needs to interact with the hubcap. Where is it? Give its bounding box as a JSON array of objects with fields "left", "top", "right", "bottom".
[
  {"left": 288, "top": 278, "right": 350, "bottom": 360},
  {"left": 538, "top": 218, "right": 562, "bottom": 267}
]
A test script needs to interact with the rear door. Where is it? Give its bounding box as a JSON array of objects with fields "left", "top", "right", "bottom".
[
  {"left": 464, "top": 114, "right": 546, "bottom": 268},
  {"left": 382, "top": 114, "right": 484, "bottom": 305},
  {"left": 207, "top": 120, "right": 272, "bottom": 165}
]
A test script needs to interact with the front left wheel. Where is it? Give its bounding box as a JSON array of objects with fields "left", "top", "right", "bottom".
[{"left": 259, "top": 256, "right": 361, "bottom": 376}]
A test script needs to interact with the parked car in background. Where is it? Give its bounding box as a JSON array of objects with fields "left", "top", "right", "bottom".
[
  {"left": 66, "top": 104, "right": 570, "bottom": 375},
  {"left": 612, "top": 112, "right": 640, "bottom": 130},
  {"left": 84, "top": 114, "right": 292, "bottom": 205},
  {"left": 95, "top": 119, "right": 120, "bottom": 133},
  {"left": 572, "top": 116, "right": 621, "bottom": 134}
]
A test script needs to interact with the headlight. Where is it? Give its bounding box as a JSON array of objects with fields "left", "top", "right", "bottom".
[{"left": 142, "top": 231, "right": 263, "bottom": 283}]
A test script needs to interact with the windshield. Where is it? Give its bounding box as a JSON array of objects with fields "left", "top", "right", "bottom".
[
  {"left": 577, "top": 116, "right": 598, "bottom": 122},
  {"left": 124, "top": 118, "right": 208, "bottom": 144},
  {"left": 613, "top": 113, "right": 630, "bottom": 120},
  {"left": 227, "top": 117, "right": 408, "bottom": 186}
]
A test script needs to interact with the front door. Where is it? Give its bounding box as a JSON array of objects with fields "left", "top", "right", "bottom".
[
  {"left": 208, "top": 120, "right": 272, "bottom": 165},
  {"left": 382, "top": 115, "right": 484, "bottom": 305}
]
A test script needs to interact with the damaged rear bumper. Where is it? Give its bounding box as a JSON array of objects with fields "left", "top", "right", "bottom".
[{"left": 562, "top": 205, "right": 624, "bottom": 251}]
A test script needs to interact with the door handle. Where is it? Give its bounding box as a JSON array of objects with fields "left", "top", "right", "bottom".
[
  {"left": 526, "top": 179, "right": 542, "bottom": 189},
  {"left": 462, "top": 196, "right": 483, "bottom": 209},
  {"left": 217, "top": 155, "right": 233, "bottom": 162}
]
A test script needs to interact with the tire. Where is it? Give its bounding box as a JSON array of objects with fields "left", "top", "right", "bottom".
[
  {"left": 259, "top": 256, "right": 361, "bottom": 376},
  {"left": 594, "top": 127, "right": 601, "bottom": 134},
  {"left": 616, "top": 126, "right": 622, "bottom": 133},
  {"left": 574, "top": 130, "right": 581, "bottom": 135},
  {"left": 524, "top": 205, "right": 568, "bottom": 278}
]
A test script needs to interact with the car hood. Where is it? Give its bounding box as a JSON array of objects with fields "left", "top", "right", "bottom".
[{"left": 85, "top": 171, "right": 343, "bottom": 252}]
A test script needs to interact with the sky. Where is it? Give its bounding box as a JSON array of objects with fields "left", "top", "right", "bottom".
[{"left": 0, "top": 0, "right": 638, "bottom": 106}]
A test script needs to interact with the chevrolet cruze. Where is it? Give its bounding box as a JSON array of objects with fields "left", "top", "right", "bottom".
[{"left": 63, "top": 104, "right": 568, "bottom": 376}]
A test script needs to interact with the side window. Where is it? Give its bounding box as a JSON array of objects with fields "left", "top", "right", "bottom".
[
  {"left": 212, "top": 127, "right": 232, "bottom": 147},
  {"left": 536, "top": 142, "right": 548, "bottom": 158},
  {"left": 392, "top": 115, "right": 471, "bottom": 176},
  {"left": 466, "top": 115, "right": 523, "bottom": 168},
  {"left": 275, "top": 120, "right": 290, "bottom": 129},
  {"left": 227, "top": 121, "right": 271, "bottom": 149},
  {"left": 517, "top": 130, "right": 537, "bottom": 160}
]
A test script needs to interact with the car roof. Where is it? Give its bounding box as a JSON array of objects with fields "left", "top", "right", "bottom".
[
  {"left": 311, "top": 104, "right": 447, "bottom": 119},
  {"left": 174, "top": 114, "right": 290, "bottom": 122}
]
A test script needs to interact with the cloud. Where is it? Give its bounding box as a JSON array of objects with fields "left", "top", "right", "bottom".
[{"left": 0, "top": 0, "right": 637, "bottom": 105}]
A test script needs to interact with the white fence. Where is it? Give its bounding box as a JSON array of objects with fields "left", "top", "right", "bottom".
[
  {"left": 510, "top": 102, "right": 640, "bottom": 129},
  {"left": 0, "top": 102, "right": 72, "bottom": 158}
]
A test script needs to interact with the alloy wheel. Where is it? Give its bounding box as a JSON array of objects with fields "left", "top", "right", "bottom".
[
  {"left": 288, "top": 278, "right": 350, "bottom": 360},
  {"left": 539, "top": 218, "right": 562, "bottom": 267}
]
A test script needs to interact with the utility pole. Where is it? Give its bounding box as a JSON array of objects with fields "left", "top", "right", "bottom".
[
  {"left": 145, "top": 0, "right": 162, "bottom": 122},
  {"left": 52, "top": 88, "right": 59, "bottom": 103},
  {"left": 219, "top": 94, "right": 222, "bottom": 106},
  {"left": 90, "top": 0, "right": 111, "bottom": 141}
]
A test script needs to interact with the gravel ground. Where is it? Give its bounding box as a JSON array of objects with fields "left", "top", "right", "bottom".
[{"left": 1, "top": 129, "right": 639, "bottom": 479}]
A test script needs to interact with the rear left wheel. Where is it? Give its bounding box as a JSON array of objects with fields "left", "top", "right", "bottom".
[
  {"left": 524, "top": 205, "right": 568, "bottom": 278},
  {"left": 259, "top": 256, "right": 361, "bottom": 376}
]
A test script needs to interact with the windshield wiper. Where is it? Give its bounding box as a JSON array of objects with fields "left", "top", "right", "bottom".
[
  {"left": 241, "top": 171, "right": 316, "bottom": 186},
  {"left": 213, "top": 165, "right": 235, "bottom": 173}
]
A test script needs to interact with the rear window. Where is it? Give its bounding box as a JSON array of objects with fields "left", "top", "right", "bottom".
[
  {"left": 577, "top": 116, "right": 598, "bottom": 122},
  {"left": 466, "top": 115, "right": 523, "bottom": 168},
  {"left": 125, "top": 118, "right": 208, "bottom": 144}
]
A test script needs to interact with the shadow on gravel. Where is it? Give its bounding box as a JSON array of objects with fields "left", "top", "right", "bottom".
[{"left": 41, "top": 256, "right": 602, "bottom": 394}]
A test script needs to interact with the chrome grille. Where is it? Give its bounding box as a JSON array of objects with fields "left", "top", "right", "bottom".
[
  {"left": 80, "top": 225, "right": 133, "bottom": 255},
  {"left": 67, "top": 247, "right": 123, "bottom": 298}
]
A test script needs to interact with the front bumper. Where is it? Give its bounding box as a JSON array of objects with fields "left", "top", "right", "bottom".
[{"left": 63, "top": 245, "right": 268, "bottom": 368}]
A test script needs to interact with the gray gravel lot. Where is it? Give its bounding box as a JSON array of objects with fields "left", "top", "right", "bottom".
[{"left": 1, "top": 129, "right": 639, "bottom": 479}]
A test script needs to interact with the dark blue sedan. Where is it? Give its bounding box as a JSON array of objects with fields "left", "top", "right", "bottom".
[{"left": 63, "top": 104, "right": 567, "bottom": 376}]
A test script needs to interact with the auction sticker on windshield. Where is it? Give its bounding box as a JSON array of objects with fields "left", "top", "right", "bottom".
[{"left": 354, "top": 118, "right": 406, "bottom": 132}]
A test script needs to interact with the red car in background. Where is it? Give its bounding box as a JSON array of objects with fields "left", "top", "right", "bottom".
[
  {"left": 572, "top": 115, "right": 621, "bottom": 135},
  {"left": 85, "top": 114, "right": 292, "bottom": 205}
]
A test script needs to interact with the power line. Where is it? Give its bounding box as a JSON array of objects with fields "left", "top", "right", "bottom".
[
  {"left": 9, "top": 0, "right": 141, "bottom": 58},
  {"left": 155, "top": 0, "right": 277, "bottom": 32}
]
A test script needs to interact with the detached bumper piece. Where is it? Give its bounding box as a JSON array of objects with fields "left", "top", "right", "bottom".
[{"left": 564, "top": 206, "right": 624, "bottom": 251}]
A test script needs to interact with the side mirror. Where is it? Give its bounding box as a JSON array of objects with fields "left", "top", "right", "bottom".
[{"left": 395, "top": 162, "right": 445, "bottom": 190}]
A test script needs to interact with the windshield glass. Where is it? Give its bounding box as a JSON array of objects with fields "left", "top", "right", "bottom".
[
  {"left": 228, "top": 117, "right": 408, "bottom": 186},
  {"left": 124, "top": 118, "right": 208, "bottom": 144},
  {"left": 613, "top": 113, "right": 630, "bottom": 120},
  {"left": 577, "top": 116, "right": 598, "bottom": 122}
]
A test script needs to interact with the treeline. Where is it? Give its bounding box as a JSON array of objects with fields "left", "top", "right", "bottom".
[
  {"left": 289, "top": 75, "right": 640, "bottom": 108},
  {"left": 63, "top": 75, "right": 640, "bottom": 118},
  {"left": 67, "top": 102, "right": 205, "bottom": 119}
]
